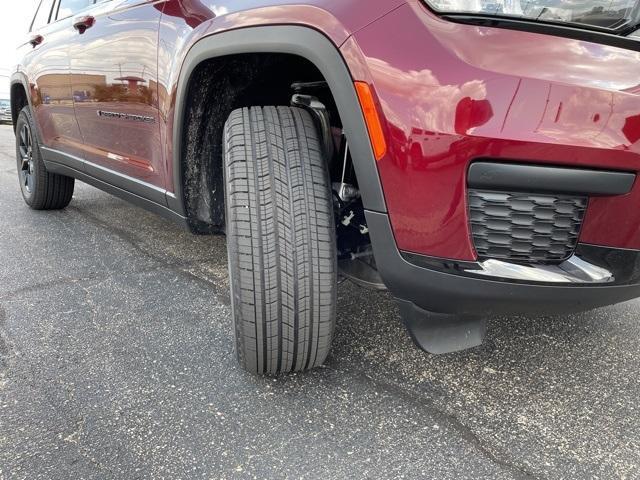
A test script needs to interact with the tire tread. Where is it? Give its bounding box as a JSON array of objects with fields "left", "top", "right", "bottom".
[{"left": 224, "top": 106, "right": 336, "bottom": 374}]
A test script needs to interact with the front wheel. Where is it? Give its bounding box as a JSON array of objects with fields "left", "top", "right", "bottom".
[{"left": 223, "top": 106, "right": 337, "bottom": 375}]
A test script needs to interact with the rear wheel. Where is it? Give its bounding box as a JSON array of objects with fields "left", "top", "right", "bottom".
[
  {"left": 223, "top": 106, "right": 337, "bottom": 375},
  {"left": 15, "top": 106, "right": 74, "bottom": 210}
]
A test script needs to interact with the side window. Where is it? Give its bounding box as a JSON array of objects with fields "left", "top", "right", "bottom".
[
  {"left": 56, "top": 0, "right": 95, "bottom": 20},
  {"left": 30, "top": 0, "right": 56, "bottom": 32}
]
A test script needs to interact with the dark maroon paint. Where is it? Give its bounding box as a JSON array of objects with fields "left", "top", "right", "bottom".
[
  {"left": 343, "top": 2, "right": 640, "bottom": 259},
  {"left": 14, "top": 0, "right": 640, "bottom": 261}
]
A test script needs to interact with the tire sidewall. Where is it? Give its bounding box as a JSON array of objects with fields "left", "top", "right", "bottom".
[{"left": 222, "top": 121, "right": 243, "bottom": 366}]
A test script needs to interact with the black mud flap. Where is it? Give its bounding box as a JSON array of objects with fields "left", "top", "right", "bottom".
[{"left": 397, "top": 299, "right": 487, "bottom": 354}]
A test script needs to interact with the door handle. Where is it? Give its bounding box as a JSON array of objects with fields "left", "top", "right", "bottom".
[
  {"left": 29, "top": 34, "right": 43, "bottom": 47},
  {"left": 73, "top": 15, "right": 95, "bottom": 34}
]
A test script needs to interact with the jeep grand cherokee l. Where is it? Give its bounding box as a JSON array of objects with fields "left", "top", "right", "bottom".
[{"left": 10, "top": 0, "right": 640, "bottom": 374}]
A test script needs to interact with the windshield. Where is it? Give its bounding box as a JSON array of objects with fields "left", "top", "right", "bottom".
[
  {"left": 0, "top": 100, "right": 10, "bottom": 108},
  {"left": 428, "top": 0, "right": 640, "bottom": 31}
]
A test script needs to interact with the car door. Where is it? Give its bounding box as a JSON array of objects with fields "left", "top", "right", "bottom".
[
  {"left": 67, "top": 0, "right": 165, "bottom": 200},
  {"left": 19, "top": 0, "right": 86, "bottom": 160}
]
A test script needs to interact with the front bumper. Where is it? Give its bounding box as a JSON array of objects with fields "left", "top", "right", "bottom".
[
  {"left": 367, "top": 211, "right": 640, "bottom": 316},
  {"left": 344, "top": 1, "right": 640, "bottom": 262}
]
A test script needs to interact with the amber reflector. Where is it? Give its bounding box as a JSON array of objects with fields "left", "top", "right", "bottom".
[{"left": 354, "top": 81, "right": 387, "bottom": 161}]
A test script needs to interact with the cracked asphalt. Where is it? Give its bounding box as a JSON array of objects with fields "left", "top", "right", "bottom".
[{"left": 0, "top": 124, "right": 639, "bottom": 479}]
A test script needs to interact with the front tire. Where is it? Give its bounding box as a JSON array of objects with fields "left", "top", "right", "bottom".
[
  {"left": 15, "top": 106, "right": 74, "bottom": 210},
  {"left": 224, "top": 106, "right": 337, "bottom": 375}
]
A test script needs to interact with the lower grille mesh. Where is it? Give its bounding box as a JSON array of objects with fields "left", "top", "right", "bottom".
[{"left": 468, "top": 190, "right": 587, "bottom": 263}]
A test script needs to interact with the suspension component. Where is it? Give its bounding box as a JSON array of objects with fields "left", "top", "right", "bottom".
[
  {"left": 291, "top": 84, "right": 384, "bottom": 290},
  {"left": 291, "top": 93, "right": 334, "bottom": 161}
]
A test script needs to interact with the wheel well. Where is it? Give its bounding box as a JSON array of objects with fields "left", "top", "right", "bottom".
[
  {"left": 180, "top": 53, "right": 341, "bottom": 232},
  {"left": 10, "top": 83, "right": 28, "bottom": 130}
]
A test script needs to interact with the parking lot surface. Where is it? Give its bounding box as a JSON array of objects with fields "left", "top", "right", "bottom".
[{"left": 0, "top": 124, "right": 639, "bottom": 479}]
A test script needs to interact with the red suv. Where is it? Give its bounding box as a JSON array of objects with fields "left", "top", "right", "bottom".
[{"left": 11, "top": 0, "right": 640, "bottom": 374}]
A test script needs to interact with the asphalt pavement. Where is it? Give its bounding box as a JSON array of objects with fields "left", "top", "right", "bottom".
[{"left": 0, "top": 124, "right": 638, "bottom": 479}]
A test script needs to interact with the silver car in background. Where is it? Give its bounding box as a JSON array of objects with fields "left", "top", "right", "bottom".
[{"left": 0, "top": 99, "right": 10, "bottom": 123}]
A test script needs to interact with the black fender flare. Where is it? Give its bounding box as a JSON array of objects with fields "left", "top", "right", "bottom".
[
  {"left": 169, "top": 25, "right": 387, "bottom": 216},
  {"left": 9, "top": 72, "right": 34, "bottom": 131}
]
